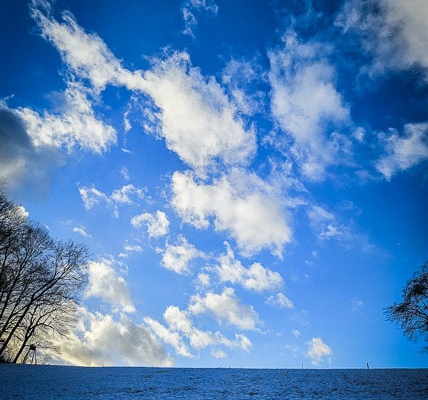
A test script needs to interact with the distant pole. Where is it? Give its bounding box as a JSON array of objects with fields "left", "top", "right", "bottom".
[{"left": 366, "top": 362, "right": 369, "bottom": 370}]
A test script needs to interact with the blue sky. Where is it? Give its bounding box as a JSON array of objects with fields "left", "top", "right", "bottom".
[{"left": 1, "top": 0, "right": 427, "bottom": 368}]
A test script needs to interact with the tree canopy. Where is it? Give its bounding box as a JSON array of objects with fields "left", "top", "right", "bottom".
[
  {"left": 386, "top": 261, "right": 428, "bottom": 352},
  {"left": 0, "top": 186, "right": 88, "bottom": 363}
]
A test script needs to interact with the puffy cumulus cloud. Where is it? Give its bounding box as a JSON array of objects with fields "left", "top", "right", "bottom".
[
  {"left": 182, "top": 0, "right": 219, "bottom": 37},
  {"left": 158, "top": 235, "right": 203, "bottom": 274},
  {"left": 216, "top": 242, "right": 283, "bottom": 291},
  {"left": 171, "top": 170, "right": 291, "bottom": 257},
  {"left": 131, "top": 210, "right": 170, "bottom": 238},
  {"left": 266, "top": 293, "right": 294, "bottom": 309},
  {"left": 16, "top": 82, "right": 116, "bottom": 154},
  {"left": 268, "top": 33, "right": 351, "bottom": 180},
  {"left": 305, "top": 337, "right": 333, "bottom": 366},
  {"left": 79, "top": 184, "right": 145, "bottom": 217},
  {"left": 142, "top": 52, "right": 256, "bottom": 170},
  {"left": 51, "top": 307, "right": 172, "bottom": 366},
  {"left": 336, "top": 0, "right": 428, "bottom": 78},
  {"left": 376, "top": 123, "right": 428, "bottom": 180},
  {"left": 85, "top": 258, "right": 135, "bottom": 313},
  {"left": 145, "top": 305, "right": 251, "bottom": 358},
  {"left": 189, "top": 287, "right": 259, "bottom": 330}
]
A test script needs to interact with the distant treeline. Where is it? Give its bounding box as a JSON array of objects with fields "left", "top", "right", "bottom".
[{"left": 0, "top": 186, "right": 88, "bottom": 363}]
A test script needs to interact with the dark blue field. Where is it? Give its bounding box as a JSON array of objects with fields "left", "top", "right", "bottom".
[{"left": 1, "top": 365, "right": 427, "bottom": 399}]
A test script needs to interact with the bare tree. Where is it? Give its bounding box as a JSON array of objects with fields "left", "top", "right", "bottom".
[
  {"left": 386, "top": 261, "right": 428, "bottom": 352},
  {"left": 0, "top": 186, "right": 88, "bottom": 362}
]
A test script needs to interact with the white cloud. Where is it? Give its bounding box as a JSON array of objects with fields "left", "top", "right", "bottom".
[
  {"left": 144, "top": 316, "right": 193, "bottom": 358},
  {"left": 268, "top": 32, "right": 350, "bottom": 180},
  {"left": 16, "top": 82, "right": 116, "bottom": 154},
  {"left": 189, "top": 287, "right": 259, "bottom": 330},
  {"left": 31, "top": 1, "right": 144, "bottom": 92},
  {"left": 269, "top": 33, "right": 349, "bottom": 143},
  {"left": 120, "top": 167, "right": 130, "bottom": 181},
  {"left": 159, "top": 235, "right": 202, "bottom": 274},
  {"left": 211, "top": 349, "right": 227, "bottom": 358},
  {"left": 52, "top": 307, "right": 172, "bottom": 366},
  {"left": 221, "top": 58, "right": 263, "bottom": 116},
  {"left": 72, "top": 225, "right": 91, "bottom": 238},
  {"left": 266, "top": 293, "right": 294, "bottom": 309},
  {"left": 171, "top": 169, "right": 291, "bottom": 257},
  {"left": 142, "top": 52, "right": 256, "bottom": 170},
  {"left": 131, "top": 210, "right": 170, "bottom": 238},
  {"left": 123, "top": 243, "right": 143, "bottom": 253},
  {"left": 216, "top": 243, "right": 283, "bottom": 291},
  {"left": 182, "top": 0, "right": 219, "bottom": 37},
  {"left": 196, "top": 272, "right": 211, "bottom": 287},
  {"left": 292, "top": 329, "right": 300, "bottom": 339},
  {"left": 307, "top": 205, "right": 343, "bottom": 241},
  {"left": 29, "top": 4, "right": 255, "bottom": 173},
  {"left": 351, "top": 298, "right": 364, "bottom": 312},
  {"left": 111, "top": 184, "right": 145, "bottom": 204},
  {"left": 85, "top": 258, "right": 135, "bottom": 313},
  {"left": 79, "top": 184, "right": 145, "bottom": 216},
  {"left": 78, "top": 186, "right": 109, "bottom": 210},
  {"left": 0, "top": 106, "right": 61, "bottom": 190},
  {"left": 305, "top": 337, "right": 333, "bottom": 365},
  {"left": 337, "top": 0, "right": 428, "bottom": 78},
  {"left": 163, "top": 306, "right": 245, "bottom": 351},
  {"left": 145, "top": 304, "right": 251, "bottom": 358},
  {"left": 376, "top": 123, "right": 428, "bottom": 180}
]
